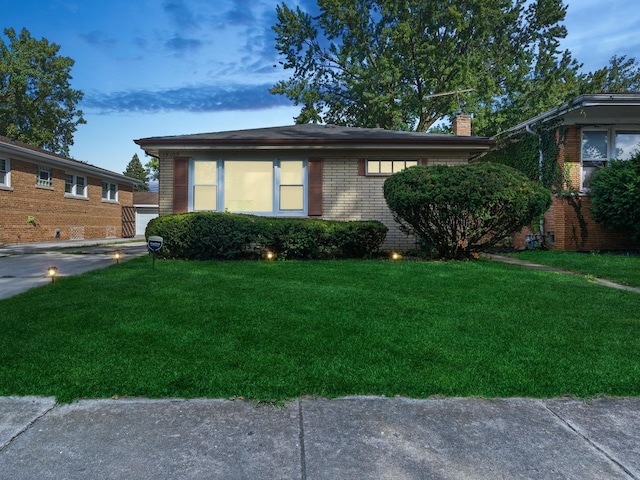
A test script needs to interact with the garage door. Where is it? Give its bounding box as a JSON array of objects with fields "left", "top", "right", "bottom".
[{"left": 136, "top": 207, "right": 159, "bottom": 236}]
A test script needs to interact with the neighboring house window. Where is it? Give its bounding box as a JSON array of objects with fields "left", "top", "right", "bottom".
[
  {"left": 581, "top": 129, "right": 640, "bottom": 190},
  {"left": 102, "top": 181, "right": 118, "bottom": 201},
  {"left": 37, "top": 166, "right": 52, "bottom": 188},
  {"left": 0, "top": 158, "right": 9, "bottom": 187},
  {"left": 366, "top": 159, "right": 418, "bottom": 175},
  {"left": 190, "top": 159, "right": 306, "bottom": 215},
  {"left": 65, "top": 173, "right": 87, "bottom": 197}
]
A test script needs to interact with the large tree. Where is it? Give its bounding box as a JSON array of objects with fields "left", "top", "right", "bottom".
[
  {"left": 0, "top": 27, "right": 85, "bottom": 156},
  {"left": 124, "top": 153, "right": 149, "bottom": 191},
  {"left": 578, "top": 55, "right": 640, "bottom": 95},
  {"left": 271, "top": 0, "right": 580, "bottom": 135}
]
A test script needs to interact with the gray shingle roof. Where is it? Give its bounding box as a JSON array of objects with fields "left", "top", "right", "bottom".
[{"left": 135, "top": 123, "right": 493, "bottom": 146}]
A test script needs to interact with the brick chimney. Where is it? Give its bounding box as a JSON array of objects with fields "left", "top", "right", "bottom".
[{"left": 451, "top": 113, "right": 471, "bottom": 136}]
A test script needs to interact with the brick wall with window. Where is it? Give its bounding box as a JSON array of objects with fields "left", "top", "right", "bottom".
[
  {"left": 514, "top": 126, "right": 638, "bottom": 251},
  {"left": 158, "top": 149, "right": 476, "bottom": 251},
  {"left": 0, "top": 157, "right": 133, "bottom": 245}
]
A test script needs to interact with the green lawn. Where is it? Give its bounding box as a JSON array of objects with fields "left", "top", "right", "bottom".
[
  {"left": 1, "top": 256, "right": 639, "bottom": 403},
  {"left": 509, "top": 250, "right": 640, "bottom": 287}
]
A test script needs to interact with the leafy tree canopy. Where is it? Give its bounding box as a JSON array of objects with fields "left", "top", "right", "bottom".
[
  {"left": 123, "top": 153, "right": 149, "bottom": 191},
  {"left": 0, "top": 27, "right": 85, "bottom": 156},
  {"left": 271, "top": 0, "right": 581, "bottom": 136},
  {"left": 577, "top": 55, "right": 640, "bottom": 95},
  {"left": 144, "top": 155, "right": 159, "bottom": 182}
]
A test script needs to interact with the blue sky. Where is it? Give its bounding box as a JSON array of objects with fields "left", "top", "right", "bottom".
[{"left": 3, "top": 0, "right": 640, "bottom": 175}]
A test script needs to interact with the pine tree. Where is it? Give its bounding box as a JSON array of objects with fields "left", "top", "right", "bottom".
[{"left": 123, "top": 153, "right": 149, "bottom": 191}]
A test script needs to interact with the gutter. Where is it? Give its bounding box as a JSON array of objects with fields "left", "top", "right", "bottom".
[{"left": 501, "top": 93, "right": 640, "bottom": 138}]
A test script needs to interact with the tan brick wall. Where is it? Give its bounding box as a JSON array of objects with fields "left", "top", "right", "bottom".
[
  {"left": 159, "top": 151, "right": 176, "bottom": 216},
  {"left": 0, "top": 157, "right": 133, "bottom": 245},
  {"left": 320, "top": 158, "right": 416, "bottom": 250},
  {"left": 320, "top": 152, "right": 471, "bottom": 251}
]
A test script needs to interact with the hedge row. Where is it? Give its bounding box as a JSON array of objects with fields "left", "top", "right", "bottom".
[{"left": 145, "top": 212, "right": 388, "bottom": 260}]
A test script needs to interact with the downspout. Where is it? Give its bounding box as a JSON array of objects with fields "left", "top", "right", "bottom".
[{"left": 525, "top": 124, "right": 545, "bottom": 246}]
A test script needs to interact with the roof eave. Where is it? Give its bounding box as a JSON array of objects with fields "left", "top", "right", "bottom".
[
  {"left": 135, "top": 137, "right": 495, "bottom": 157},
  {"left": 0, "top": 141, "right": 142, "bottom": 186},
  {"left": 501, "top": 93, "right": 640, "bottom": 137}
]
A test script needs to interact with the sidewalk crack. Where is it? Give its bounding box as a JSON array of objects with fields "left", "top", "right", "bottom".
[
  {"left": 298, "top": 399, "right": 307, "bottom": 480},
  {"left": 540, "top": 402, "right": 637, "bottom": 479},
  {"left": 0, "top": 402, "right": 57, "bottom": 452}
]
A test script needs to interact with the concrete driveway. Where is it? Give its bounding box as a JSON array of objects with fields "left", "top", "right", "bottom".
[{"left": 0, "top": 240, "right": 148, "bottom": 300}]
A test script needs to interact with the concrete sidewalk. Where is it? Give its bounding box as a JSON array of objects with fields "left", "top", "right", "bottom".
[{"left": 1, "top": 396, "right": 639, "bottom": 479}]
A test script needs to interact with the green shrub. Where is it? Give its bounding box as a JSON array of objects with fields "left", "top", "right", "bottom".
[
  {"left": 145, "top": 213, "right": 387, "bottom": 260},
  {"left": 589, "top": 152, "right": 640, "bottom": 242},
  {"left": 383, "top": 163, "right": 552, "bottom": 259}
]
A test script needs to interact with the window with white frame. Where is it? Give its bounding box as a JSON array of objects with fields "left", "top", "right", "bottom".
[
  {"left": 192, "top": 161, "right": 217, "bottom": 211},
  {"left": 366, "top": 159, "right": 419, "bottom": 175},
  {"left": 581, "top": 129, "right": 640, "bottom": 190},
  {"left": 190, "top": 159, "right": 306, "bottom": 215},
  {"left": 37, "top": 165, "right": 52, "bottom": 188},
  {"left": 102, "top": 181, "right": 118, "bottom": 201},
  {"left": 0, "top": 158, "right": 9, "bottom": 187},
  {"left": 64, "top": 173, "right": 87, "bottom": 197}
]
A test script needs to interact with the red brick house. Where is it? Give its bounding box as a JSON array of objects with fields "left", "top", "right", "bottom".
[
  {"left": 135, "top": 120, "right": 494, "bottom": 250},
  {"left": 503, "top": 94, "right": 640, "bottom": 251},
  {"left": 0, "top": 136, "right": 141, "bottom": 245}
]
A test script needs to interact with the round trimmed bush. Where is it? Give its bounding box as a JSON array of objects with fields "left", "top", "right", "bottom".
[{"left": 383, "top": 163, "right": 552, "bottom": 259}]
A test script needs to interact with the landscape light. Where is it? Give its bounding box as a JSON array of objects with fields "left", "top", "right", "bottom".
[
  {"left": 265, "top": 251, "right": 275, "bottom": 261},
  {"left": 114, "top": 250, "right": 121, "bottom": 264},
  {"left": 390, "top": 252, "right": 403, "bottom": 261},
  {"left": 47, "top": 266, "right": 58, "bottom": 283}
]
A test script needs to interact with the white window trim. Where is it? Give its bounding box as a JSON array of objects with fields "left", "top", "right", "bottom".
[
  {"left": 64, "top": 173, "right": 88, "bottom": 198},
  {"left": 188, "top": 158, "right": 308, "bottom": 216},
  {"left": 581, "top": 127, "right": 640, "bottom": 191},
  {"left": 102, "top": 181, "right": 119, "bottom": 202},
  {"left": 37, "top": 165, "right": 53, "bottom": 188},
  {"left": 0, "top": 157, "right": 10, "bottom": 188}
]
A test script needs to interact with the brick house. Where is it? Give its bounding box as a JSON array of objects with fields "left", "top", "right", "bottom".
[
  {"left": 135, "top": 120, "right": 494, "bottom": 250},
  {"left": 0, "top": 136, "right": 141, "bottom": 245},
  {"left": 502, "top": 94, "right": 640, "bottom": 251}
]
